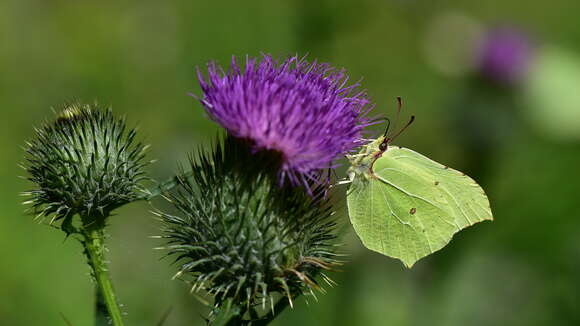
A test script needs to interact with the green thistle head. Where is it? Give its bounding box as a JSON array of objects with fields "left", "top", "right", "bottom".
[
  {"left": 23, "top": 102, "right": 149, "bottom": 231},
  {"left": 157, "top": 136, "right": 338, "bottom": 309}
]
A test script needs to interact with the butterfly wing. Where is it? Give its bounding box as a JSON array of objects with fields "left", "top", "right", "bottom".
[{"left": 347, "top": 147, "right": 492, "bottom": 267}]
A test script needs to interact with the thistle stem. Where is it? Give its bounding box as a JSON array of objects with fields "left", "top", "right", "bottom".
[
  {"left": 82, "top": 226, "right": 125, "bottom": 326},
  {"left": 95, "top": 287, "right": 110, "bottom": 326}
]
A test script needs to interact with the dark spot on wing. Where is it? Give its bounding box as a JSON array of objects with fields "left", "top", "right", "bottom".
[
  {"left": 434, "top": 181, "right": 439, "bottom": 186},
  {"left": 410, "top": 207, "right": 416, "bottom": 215}
]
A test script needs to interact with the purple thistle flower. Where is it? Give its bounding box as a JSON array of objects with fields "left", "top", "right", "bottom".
[
  {"left": 478, "top": 28, "right": 533, "bottom": 85},
  {"left": 196, "top": 55, "right": 371, "bottom": 187}
]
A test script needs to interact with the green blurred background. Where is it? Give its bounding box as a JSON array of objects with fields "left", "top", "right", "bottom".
[{"left": 2, "top": 0, "right": 579, "bottom": 325}]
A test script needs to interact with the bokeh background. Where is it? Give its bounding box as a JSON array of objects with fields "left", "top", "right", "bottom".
[{"left": 1, "top": 1, "right": 579, "bottom": 325}]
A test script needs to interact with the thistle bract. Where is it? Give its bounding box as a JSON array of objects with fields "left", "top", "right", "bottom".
[
  {"left": 157, "top": 136, "right": 337, "bottom": 308},
  {"left": 196, "top": 55, "right": 371, "bottom": 188},
  {"left": 23, "top": 103, "right": 149, "bottom": 230}
]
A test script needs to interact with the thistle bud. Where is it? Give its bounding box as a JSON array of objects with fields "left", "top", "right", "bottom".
[
  {"left": 23, "top": 103, "right": 149, "bottom": 232},
  {"left": 157, "top": 136, "right": 338, "bottom": 311}
]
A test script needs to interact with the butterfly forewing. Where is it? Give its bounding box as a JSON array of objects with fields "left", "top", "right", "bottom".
[
  {"left": 347, "top": 146, "right": 493, "bottom": 268},
  {"left": 374, "top": 147, "right": 493, "bottom": 228}
]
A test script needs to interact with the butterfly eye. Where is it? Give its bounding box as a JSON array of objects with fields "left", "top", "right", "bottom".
[{"left": 379, "top": 141, "right": 388, "bottom": 151}]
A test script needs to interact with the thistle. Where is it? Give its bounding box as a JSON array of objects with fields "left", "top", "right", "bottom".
[
  {"left": 22, "top": 102, "right": 150, "bottom": 326},
  {"left": 23, "top": 102, "right": 149, "bottom": 232},
  {"left": 196, "top": 55, "right": 371, "bottom": 189},
  {"left": 156, "top": 136, "right": 338, "bottom": 322}
]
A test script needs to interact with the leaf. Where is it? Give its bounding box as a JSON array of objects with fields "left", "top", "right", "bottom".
[{"left": 347, "top": 139, "right": 492, "bottom": 268}]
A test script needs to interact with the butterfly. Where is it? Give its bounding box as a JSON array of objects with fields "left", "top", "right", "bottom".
[{"left": 345, "top": 98, "right": 493, "bottom": 267}]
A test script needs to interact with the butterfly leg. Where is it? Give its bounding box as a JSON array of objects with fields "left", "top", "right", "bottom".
[{"left": 331, "top": 179, "right": 352, "bottom": 188}]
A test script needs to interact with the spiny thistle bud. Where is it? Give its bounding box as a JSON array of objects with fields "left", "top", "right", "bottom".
[
  {"left": 156, "top": 136, "right": 338, "bottom": 311},
  {"left": 23, "top": 103, "right": 149, "bottom": 232}
]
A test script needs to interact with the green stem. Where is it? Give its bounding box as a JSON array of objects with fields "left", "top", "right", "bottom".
[
  {"left": 83, "top": 227, "right": 125, "bottom": 326},
  {"left": 95, "top": 287, "right": 110, "bottom": 326}
]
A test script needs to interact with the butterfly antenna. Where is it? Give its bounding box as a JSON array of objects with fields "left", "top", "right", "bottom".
[
  {"left": 388, "top": 115, "right": 415, "bottom": 142},
  {"left": 388, "top": 96, "right": 403, "bottom": 137},
  {"left": 382, "top": 118, "right": 391, "bottom": 137}
]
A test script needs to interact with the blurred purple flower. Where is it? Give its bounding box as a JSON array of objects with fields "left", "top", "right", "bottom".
[
  {"left": 196, "top": 55, "right": 371, "bottom": 187},
  {"left": 478, "top": 28, "right": 533, "bottom": 85}
]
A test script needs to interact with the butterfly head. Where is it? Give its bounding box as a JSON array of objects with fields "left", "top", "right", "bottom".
[
  {"left": 347, "top": 98, "right": 415, "bottom": 177},
  {"left": 374, "top": 97, "right": 415, "bottom": 153}
]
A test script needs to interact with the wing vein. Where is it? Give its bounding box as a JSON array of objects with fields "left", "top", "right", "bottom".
[
  {"left": 378, "top": 182, "right": 404, "bottom": 260},
  {"left": 375, "top": 174, "right": 457, "bottom": 229}
]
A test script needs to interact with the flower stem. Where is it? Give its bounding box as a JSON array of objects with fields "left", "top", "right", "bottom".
[
  {"left": 95, "top": 287, "right": 110, "bottom": 326},
  {"left": 82, "top": 226, "right": 125, "bottom": 326}
]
